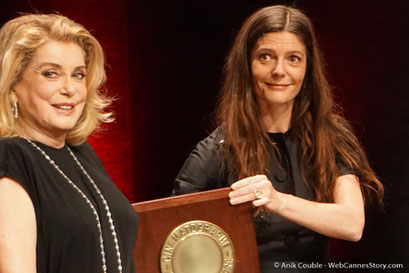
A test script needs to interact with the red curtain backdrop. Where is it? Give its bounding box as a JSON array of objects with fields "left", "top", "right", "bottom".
[{"left": 2, "top": 0, "right": 409, "bottom": 269}]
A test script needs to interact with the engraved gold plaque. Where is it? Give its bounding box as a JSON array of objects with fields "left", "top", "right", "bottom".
[{"left": 160, "top": 220, "right": 235, "bottom": 273}]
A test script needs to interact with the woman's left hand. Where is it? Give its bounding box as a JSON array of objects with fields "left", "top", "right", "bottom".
[{"left": 228, "top": 174, "right": 285, "bottom": 213}]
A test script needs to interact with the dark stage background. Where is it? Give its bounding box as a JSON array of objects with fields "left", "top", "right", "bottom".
[{"left": 2, "top": 0, "right": 408, "bottom": 271}]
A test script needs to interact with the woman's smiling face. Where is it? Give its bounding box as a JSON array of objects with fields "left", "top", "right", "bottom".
[
  {"left": 12, "top": 39, "right": 88, "bottom": 140},
  {"left": 250, "top": 31, "right": 307, "bottom": 111}
]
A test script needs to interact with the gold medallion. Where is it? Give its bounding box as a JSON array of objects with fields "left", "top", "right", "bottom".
[{"left": 160, "top": 220, "right": 235, "bottom": 273}]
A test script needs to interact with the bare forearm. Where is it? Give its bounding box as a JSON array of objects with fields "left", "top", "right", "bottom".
[
  {"left": 230, "top": 174, "right": 365, "bottom": 241},
  {"left": 272, "top": 193, "right": 364, "bottom": 241},
  {"left": 0, "top": 177, "right": 37, "bottom": 272}
]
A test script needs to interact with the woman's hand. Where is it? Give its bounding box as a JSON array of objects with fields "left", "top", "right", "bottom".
[
  {"left": 228, "top": 174, "right": 286, "bottom": 213},
  {"left": 228, "top": 174, "right": 365, "bottom": 242}
]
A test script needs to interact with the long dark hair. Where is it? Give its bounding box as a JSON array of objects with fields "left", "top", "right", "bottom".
[{"left": 217, "top": 5, "right": 383, "bottom": 205}]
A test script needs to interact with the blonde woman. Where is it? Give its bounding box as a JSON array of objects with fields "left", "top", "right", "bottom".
[{"left": 0, "top": 14, "right": 138, "bottom": 273}]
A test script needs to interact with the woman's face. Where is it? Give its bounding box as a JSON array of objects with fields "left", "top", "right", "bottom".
[
  {"left": 250, "top": 31, "right": 306, "bottom": 111},
  {"left": 12, "top": 39, "right": 87, "bottom": 140}
]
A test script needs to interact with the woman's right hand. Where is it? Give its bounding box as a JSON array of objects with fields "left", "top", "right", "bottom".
[{"left": 228, "top": 174, "right": 286, "bottom": 213}]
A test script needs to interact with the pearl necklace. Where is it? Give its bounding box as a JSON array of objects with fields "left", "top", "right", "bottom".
[{"left": 24, "top": 138, "right": 123, "bottom": 273}]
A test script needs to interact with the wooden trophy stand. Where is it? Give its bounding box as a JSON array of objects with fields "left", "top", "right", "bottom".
[{"left": 132, "top": 187, "right": 260, "bottom": 273}]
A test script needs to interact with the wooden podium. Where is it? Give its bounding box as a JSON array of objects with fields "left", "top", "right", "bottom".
[{"left": 132, "top": 187, "right": 260, "bottom": 273}]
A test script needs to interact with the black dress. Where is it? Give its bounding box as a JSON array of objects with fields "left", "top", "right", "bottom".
[
  {"left": 0, "top": 137, "right": 138, "bottom": 273},
  {"left": 173, "top": 127, "right": 354, "bottom": 273}
]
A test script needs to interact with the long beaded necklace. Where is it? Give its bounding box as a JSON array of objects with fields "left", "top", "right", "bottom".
[{"left": 24, "top": 137, "right": 123, "bottom": 273}]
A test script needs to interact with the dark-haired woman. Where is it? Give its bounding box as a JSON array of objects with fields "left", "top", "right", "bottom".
[{"left": 172, "top": 5, "right": 383, "bottom": 273}]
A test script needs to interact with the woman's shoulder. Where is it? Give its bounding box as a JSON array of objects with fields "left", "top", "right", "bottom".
[
  {"left": 191, "top": 127, "right": 227, "bottom": 173},
  {"left": 69, "top": 140, "right": 96, "bottom": 155},
  {"left": 0, "top": 136, "right": 25, "bottom": 147},
  {"left": 196, "top": 126, "right": 225, "bottom": 151},
  {"left": 173, "top": 127, "right": 228, "bottom": 193},
  {"left": 0, "top": 137, "right": 57, "bottom": 170},
  {"left": 178, "top": 128, "right": 225, "bottom": 169},
  {"left": 0, "top": 137, "right": 40, "bottom": 189},
  {"left": 0, "top": 137, "right": 33, "bottom": 158}
]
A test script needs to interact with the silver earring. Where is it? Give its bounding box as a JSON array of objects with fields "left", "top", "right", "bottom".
[{"left": 11, "top": 102, "right": 18, "bottom": 119}]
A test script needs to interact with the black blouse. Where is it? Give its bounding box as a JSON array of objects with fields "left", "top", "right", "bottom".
[
  {"left": 0, "top": 137, "right": 138, "bottom": 273},
  {"left": 173, "top": 127, "right": 354, "bottom": 273}
]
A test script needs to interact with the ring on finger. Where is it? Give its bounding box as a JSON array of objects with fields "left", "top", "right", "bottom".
[{"left": 253, "top": 186, "right": 263, "bottom": 199}]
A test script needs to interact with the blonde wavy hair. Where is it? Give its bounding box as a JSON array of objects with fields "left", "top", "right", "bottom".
[{"left": 0, "top": 13, "right": 113, "bottom": 145}]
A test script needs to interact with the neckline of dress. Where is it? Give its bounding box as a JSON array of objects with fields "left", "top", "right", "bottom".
[
  {"left": 19, "top": 137, "right": 68, "bottom": 152},
  {"left": 266, "top": 128, "right": 292, "bottom": 137}
]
